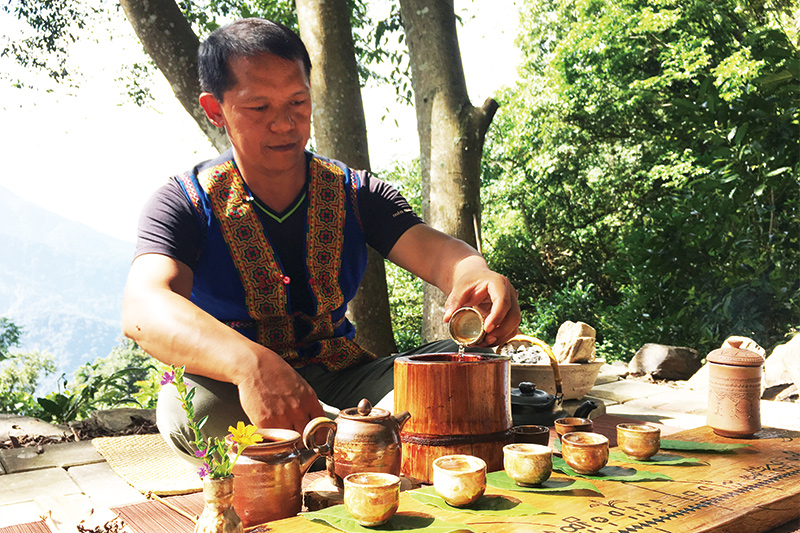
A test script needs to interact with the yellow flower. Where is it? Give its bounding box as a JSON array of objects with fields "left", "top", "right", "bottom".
[{"left": 228, "top": 421, "right": 263, "bottom": 448}]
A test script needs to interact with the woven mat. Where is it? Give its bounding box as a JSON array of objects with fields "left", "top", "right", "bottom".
[{"left": 92, "top": 433, "right": 202, "bottom": 496}]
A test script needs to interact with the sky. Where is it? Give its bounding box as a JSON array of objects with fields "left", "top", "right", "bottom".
[{"left": 0, "top": 1, "right": 522, "bottom": 244}]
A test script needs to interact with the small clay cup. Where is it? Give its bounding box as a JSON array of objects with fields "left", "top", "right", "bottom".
[
  {"left": 432, "top": 454, "right": 486, "bottom": 507},
  {"left": 554, "top": 417, "right": 594, "bottom": 441},
  {"left": 503, "top": 443, "right": 552, "bottom": 486},
  {"left": 343, "top": 472, "right": 400, "bottom": 526},
  {"left": 561, "top": 432, "right": 609, "bottom": 474},
  {"left": 617, "top": 423, "right": 661, "bottom": 460},
  {"left": 512, "top": 425, "right": 550, "bottom": 446}
]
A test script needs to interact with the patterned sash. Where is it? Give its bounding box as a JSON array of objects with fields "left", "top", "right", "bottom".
[{"left": 182, "top": 157, "right": 375, "bottom": 370}]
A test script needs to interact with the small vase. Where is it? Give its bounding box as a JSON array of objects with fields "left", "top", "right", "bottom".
[{"left": 194, "top": 476, "right": 244, "bottom": 533}]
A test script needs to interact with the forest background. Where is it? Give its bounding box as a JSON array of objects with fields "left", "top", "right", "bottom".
[{"left": 0, "top": 0, "right": 797, "bottom": 423}]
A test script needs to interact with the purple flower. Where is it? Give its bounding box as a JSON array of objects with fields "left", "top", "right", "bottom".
[
  {"left": 160, "top": 370, "right": 175, "bottom": 386},
  {"left": 194, "top": 448, "right": 207, "bottom": 458},
  {"left": 197, "top": 463, "right": 211, "bottom": 478}
]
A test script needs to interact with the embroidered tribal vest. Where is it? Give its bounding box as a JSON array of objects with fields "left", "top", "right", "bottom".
[{"left": 175, "top": 153, "right": 377, "bottom": 371}]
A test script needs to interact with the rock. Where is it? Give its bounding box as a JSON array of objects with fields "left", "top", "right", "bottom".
[
  {"left": 553, "top": 321, "right": 596, "bottom": 363},
  {"left": 765, "top": 335, "right": 800, "bottom": 391},
  {"left": 722, "top": 336, "right": 766, "bottom": 357},
  {"left": 90, "top": 408, "right": 157, "bottom": 434},
  {"left": 629, "top": 344, "right": 702, "bottom": 381},
  {"left": 686, "top": 363, "right": 709, "bottom": 391},
  {"left": 0, "top": 414, "right": 69, "bottom": 441}
]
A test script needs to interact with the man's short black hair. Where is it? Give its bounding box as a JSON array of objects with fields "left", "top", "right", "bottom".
[{"left": 198, "top": 18, "right": 312, "bottom": 102}]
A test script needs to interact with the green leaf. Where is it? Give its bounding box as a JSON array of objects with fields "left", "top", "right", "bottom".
[
  {"left": 409, "top": 486, "right": 550, "bottom": 516},
  {"left": 552, "top": 456, "right": 673, "bottom": 482},
  {"left": 764, "top": 167, "right": 790, "bottom": 177},
  {"left": 301, "top": 505, "right": 474, "bottom": 532},
  {"left": 659, "top": 440, "right": 755, "bottom": 452},
  {"left": 608, "top": 452, "right": 707, "bottom": 466},
  {"left": 486, "top": 471, "right": 601, "bottom": 494}
]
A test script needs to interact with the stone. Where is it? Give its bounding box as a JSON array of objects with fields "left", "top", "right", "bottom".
[
  {"left": 90, "top": 408, "right": 157, "bottom": 434},
  {"left": 628, "top": 344, "right": 702, "bottom": 381},
  {"left": 553, "top": 321, "right": 596, "bottom": 363},
  {"left": 722, "top": 335, "right": 766, "bottom": 357},
  {"left": 686, "top": 363, "right": 710, "bottom": 391},
  {"left": 0, "top": 440, "right": 104, "bottom": 474},
  {"left": 764, "top": 335, "right": 800, "bottom": 391},
  {"left": 0, "top": 414, "right": 69, "bottom": 442}
]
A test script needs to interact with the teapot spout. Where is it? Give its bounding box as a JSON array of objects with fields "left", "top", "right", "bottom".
[
  {"left": 393, "top": 410, "right": 411, "bottom": 431},
  {"left": 298, "top": 447, "right": 323, "bottom": 476}
]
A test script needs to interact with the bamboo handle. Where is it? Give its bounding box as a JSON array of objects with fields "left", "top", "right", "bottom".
[{"left": 501, "top": 334, "right": 563, "bottom": 399}]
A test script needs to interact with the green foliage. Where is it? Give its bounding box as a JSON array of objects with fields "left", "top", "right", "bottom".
[
  {"left": 482, "top": 0, "right": 799, "bottom": 361},
  {"left": 379, "top": 158, "right": 424, "bottom": 352},
  {"left": 73, "top": 337, "right": 154, "bottom": 393},
  {"left": 37, "top": 366, "right": 141, "bottom": 424},
  {"left": 0, "top": 323, "right": 158, "bottom": 421},
  {"left": 4, "top": 0, "right": 411, "bottom": 104},
  {"left": 0, "top": 317, "right": 22, "bottom": 362},
  {"left": 0, "top": 349, "right": 56, "bottom": 416}
]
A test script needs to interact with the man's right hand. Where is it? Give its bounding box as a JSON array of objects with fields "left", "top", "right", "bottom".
[{"left": 236, "top": 349, "right": 326, "bottom": 434}]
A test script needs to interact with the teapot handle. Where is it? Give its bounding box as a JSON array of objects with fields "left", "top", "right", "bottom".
[{"left": 302, "top": 417, "right": 336, "bottom": 456}]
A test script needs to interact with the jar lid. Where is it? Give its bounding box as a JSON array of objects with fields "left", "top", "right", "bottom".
[{"left": 707, "top": 347, "right": 764, "bottom": 367}]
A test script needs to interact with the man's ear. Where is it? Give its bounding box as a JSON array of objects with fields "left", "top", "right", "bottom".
[{"left": 199, "top": 92, "right": 225, "bottom": 128}]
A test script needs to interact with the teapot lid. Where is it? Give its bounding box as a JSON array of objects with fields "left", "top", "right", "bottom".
[
  {"left": 707, "top": 347, "right": 764, "bottom": 367},
  {"left": 339, "top": 398, "right": 391, "bottom": 421},
  {"left": 510, "top": 382, "right": 557, "bottom": 408}
]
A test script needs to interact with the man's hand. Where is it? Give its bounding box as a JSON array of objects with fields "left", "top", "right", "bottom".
[
  {"left": 236, "top": 350, "right": 326, "bottom": 434},
  {"left": 444, "top": 265, "right": 520, "bottom": 347},
  {"left": 386, "top": 225, "right": 521, "bottom": 347}
]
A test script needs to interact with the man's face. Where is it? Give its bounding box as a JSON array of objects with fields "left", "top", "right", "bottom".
[{"left": 208, "top": 52, "right": 312, "bottom": 176}]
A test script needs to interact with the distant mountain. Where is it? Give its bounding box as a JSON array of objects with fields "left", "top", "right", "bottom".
[{"left": 0, "top": 185, "right": 134, "bottom": 391}]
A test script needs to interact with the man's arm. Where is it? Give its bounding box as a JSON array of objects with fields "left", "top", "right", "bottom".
[
  {"left": 121, "top": 253, "right": 324, "bottom": 432},
  {"left": 386, "top": 224, "right": 520, "bottom": 347}
]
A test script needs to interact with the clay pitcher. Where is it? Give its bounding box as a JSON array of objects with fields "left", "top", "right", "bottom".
[
  {"left": 228, "top": 428, "right": 320, "bottom": 528},
  {"left": 303, "top": 398, "right": 410, "bottom": 488},
  {"left": 707, "top": 347, "right": 764, "bottom": 438}
]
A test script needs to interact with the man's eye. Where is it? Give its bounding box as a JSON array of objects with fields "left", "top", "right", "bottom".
[{"left": 250, "top": 105, "right": 268, "bottom": 111}]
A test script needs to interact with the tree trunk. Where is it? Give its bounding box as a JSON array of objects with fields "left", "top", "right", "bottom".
[
  {"left": 296, "top": 0, "right": 398, "bottom": 357},
  {"left": 118, "top": 0, "right": 229, "bottom": 152},
  {"left": 398, "top": 0, "right": 498, "bottom": 342}
]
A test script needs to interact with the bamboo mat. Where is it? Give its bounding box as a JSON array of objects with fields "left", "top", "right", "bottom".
[
  {"left": 112, "top": 493, "right": 202, "bottom": 533},
  {"left": 0, "top": 523, "right": 51, "bottom": 533},
  {"left": 92, "top": 433, "right": 202, "bottom": 496}
]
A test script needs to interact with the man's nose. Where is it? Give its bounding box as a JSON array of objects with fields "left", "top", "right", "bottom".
[{"left": 270, "top": 109, "right": 295, "bottom": 133}]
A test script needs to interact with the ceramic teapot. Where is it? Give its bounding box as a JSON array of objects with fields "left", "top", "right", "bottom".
[
  {"left": 228, "top": 428, "right": 321, "bottom": 528},
  {"left": 511, "top": 381, "right": 597, "bottom": 427},
  {"left": 303, "top": 398, "right": 411, "bottom": 488}
]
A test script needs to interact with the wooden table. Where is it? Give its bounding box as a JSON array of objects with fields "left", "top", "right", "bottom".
[{"left": 112, "top": 415, "right": 800, "bottom": 533}]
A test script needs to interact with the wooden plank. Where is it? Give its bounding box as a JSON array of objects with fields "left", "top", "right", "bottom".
[
  {"left": 265, "top": 424, "right": 800, "bottom": 533},
  {"left": 109, "top": 418, "right": 800, "bottom": 533}
]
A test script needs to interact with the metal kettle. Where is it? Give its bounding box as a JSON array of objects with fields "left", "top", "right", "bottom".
[{"left": 510, "top": 381, "right": 597, "bottom": 426}]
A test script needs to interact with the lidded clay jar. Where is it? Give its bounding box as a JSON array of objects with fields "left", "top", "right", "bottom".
[{"left": 707, "top": 347, "right": 764, "bottom": 438}]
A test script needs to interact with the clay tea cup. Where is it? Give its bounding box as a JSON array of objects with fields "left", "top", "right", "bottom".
[
  {"left": 512, "top": 425, "right": 550, "bottom": 446},
  {"left": 554, "top": 417, "right": 594, "bottom": 441},
  {"left": 432, "top": 454, "right": 487, "bottom": 507},
  {"left": 560, "top": 432, "right": 609, "bottom": 474},
  {"left": 503, "top": 443, "right": 553, "bottom": 486},
  {"left": 343, "top": 472, "right": 401, "bottom": 527},
  {"left": 617, "top": 423, "right": 661, "bottom": 460}
]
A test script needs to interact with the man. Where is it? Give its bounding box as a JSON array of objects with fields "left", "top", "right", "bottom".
[{"left": 121, "top": 18, "right": 519, "bottom": 458}]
